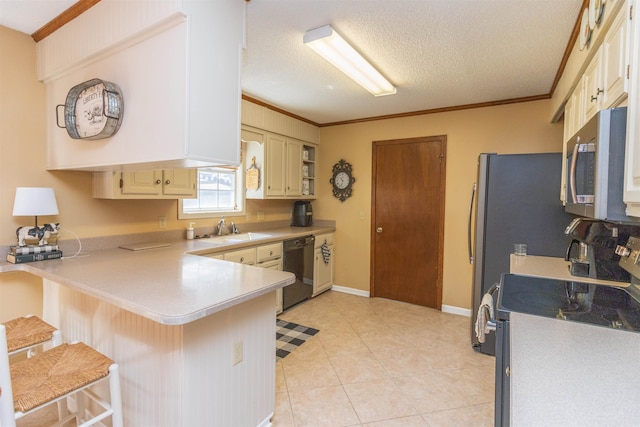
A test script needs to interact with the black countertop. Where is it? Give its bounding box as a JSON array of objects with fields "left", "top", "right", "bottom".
[{"left": 497, "top": 273, "right": 640, "bottom": 333}]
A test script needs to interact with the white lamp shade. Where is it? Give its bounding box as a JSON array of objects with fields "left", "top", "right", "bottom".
[{"left": 13, "top": 187, "right": 59, "bottom": 217}]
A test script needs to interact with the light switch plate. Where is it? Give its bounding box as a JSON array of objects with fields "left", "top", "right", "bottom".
[{"left": 232, "top": 341, "right": 243, "bottom": 365}]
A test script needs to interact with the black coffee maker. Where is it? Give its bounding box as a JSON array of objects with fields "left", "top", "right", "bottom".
[
  {"left": 564, "top": 218, "right": 636, "bottom": 282},
  {"left": 292, "top": 201, "right": 313, "bottom": 227}
]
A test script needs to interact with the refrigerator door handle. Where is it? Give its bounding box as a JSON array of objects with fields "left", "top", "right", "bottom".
[{"left": 468, "top": 182, "right": 476, "bottom": 264}]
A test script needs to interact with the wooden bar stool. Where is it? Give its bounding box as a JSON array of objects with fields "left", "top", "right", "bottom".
[
  {"left": 2, "top": 315, "right": 62, "bottom": 357},
  {"left": 0, "top": 324, "right": 123, "bottom": 427}
]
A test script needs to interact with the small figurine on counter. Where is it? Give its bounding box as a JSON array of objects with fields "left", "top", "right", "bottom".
[{"left": 16, "top": 223, "right": 60, "bottom": 247}]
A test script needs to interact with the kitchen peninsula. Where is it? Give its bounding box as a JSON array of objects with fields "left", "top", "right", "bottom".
[{"left": 0, "top": 230, "right": 325, "bottom": 426}]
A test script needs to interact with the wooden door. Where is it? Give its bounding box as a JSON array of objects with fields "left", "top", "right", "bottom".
[{"left": 371, "top": 136, "right": 446, "bottom": 309}]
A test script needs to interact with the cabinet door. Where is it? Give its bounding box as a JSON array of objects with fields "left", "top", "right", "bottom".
[
  {"left": 223, "top": 248, "right": 256, "bottom": 265},
  {"left": 313, "top": 245, "right": 333, "bottom": 297},
  {"left": 601, "top": 4, "right": 630, "bottom": 109},
  {"left": 257, "top": 243, "right": 283, "bottom": 263},
  {"left": 624, "top": 1, "right": 640, "bottom": 214},
  {"left": 583, "top": 50, "right": 603, "bottom": 123},
  {"left": 265, "top": 134, "right": 286, "bottom": 196},
  {"left": 286, "top": 139, "right": 303, "bottom": 196},
  {"left": 163, "top": 169, "right": 197, "bottom": 196},
  {"left": 121, "top": 170, "right": 163, "bottom": 195}
]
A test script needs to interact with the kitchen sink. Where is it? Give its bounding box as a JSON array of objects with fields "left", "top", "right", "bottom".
[{"left": 224, "top": 232, "right": 272, "bottom": 243}]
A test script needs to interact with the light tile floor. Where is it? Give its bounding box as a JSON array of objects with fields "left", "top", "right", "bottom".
[
  {"left": 16, "top": 290, "right": 495, "bottom": 427},
  {"left": 274, "top": 290, "right": 495, "bottom": 427}
]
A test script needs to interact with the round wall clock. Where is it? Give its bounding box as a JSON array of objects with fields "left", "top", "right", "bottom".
[
  {"left": 57, "top": 78, "right": 124, "bottom": 140},
  {"left": 330, "top": 159, "right": 355, "bottom": 202}
]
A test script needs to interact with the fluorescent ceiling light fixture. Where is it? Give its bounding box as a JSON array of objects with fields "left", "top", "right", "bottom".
[{"left": 304, "top": 25, "right": 396, "bottom": 97}]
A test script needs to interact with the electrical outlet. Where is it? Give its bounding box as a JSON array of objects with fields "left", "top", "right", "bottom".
[
  {"left": 159, "top": 216, "right": 167, "bottom": 229},
  {"left": 257, "top": 212, "right": 265, "bottom": 221},
  {"left": 359, "top": 211, "right": 365, "bottom": 220},
  {"left": 232, "top": 341, "right": 243, "bottom": 365},
  {"left": 246, "top": 212, "right": 252, "bottom": 221}
]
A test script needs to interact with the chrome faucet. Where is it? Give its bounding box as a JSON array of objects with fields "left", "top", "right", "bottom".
[
  {"left": 231, "top": 222, "right": 240, "bottom": 234},
  {"left": 216, "top": 216, "right": 226, "bottom": 236}
]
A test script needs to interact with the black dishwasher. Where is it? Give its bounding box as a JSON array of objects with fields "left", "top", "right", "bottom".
[{"left": 282, "top": 236, "right": 314, "bottom": 311}]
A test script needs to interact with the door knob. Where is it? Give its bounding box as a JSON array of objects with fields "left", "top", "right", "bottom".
[{"left": 376, "top": 227, "right": 383, "bottom": 233}]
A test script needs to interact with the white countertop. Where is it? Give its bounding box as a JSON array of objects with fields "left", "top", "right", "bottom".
[
  {"left": 0, "top": 226, "right": 334, "bottom": 325},
  {"left": 509, "top": 254, "right": 630, "bottom": 287}
]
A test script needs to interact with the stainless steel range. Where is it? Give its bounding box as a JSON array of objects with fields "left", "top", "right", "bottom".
[{"left": 492, "top": 268, "right": 640, "bottom": 426}]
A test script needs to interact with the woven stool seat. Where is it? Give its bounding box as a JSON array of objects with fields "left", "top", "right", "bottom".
[
  {"left": 0, "top": 324, "right": 123, "bottom": 427},
  {"left": 3, "top": 316, "right": 57, "bottom": 354},
  {"left": 10, "top": 342, "right": 114, "bottom": 413}
]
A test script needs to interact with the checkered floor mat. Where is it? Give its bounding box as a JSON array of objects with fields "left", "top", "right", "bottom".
[{"left": 276, "top": 319, "right": 319, "bottom": 362}]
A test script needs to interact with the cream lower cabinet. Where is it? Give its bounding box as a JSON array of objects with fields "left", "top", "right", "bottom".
[
  {"left": 256, "top": 243, "right": 284, "bottom": 313},
  {"left": 313, "top": 233, "right": 334, "bottom": 297},
  {"left": 223, "top": 247, "right": 256, "bottom": 265},
  {"left": 208, "top": 242, "right": 284, "bottom": 312},
  {"left": 92, "top": 169, "right": 197, "bottom": 199}
]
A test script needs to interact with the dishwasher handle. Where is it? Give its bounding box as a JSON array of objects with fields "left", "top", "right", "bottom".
[{"left": 284, "top": 235, "right": 314, "bottom": 250}]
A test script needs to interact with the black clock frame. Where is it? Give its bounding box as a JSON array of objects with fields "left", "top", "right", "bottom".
[{"left": 330, "top": 159, "right": 355, "bottom": 202}]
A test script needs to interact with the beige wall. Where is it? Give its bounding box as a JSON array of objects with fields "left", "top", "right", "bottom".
[
  {"left": 1, "top": 25, "right": 563, "bottom": 313},
  {"left": 316, "top": 101, "right": 564, "bottom": 310},
  {"left": 0, "top": 27, "right": 294, "bottom": 248}
]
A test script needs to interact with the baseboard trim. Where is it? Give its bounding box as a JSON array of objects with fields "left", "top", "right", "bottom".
[
  {"left": 442, "top": 304, "right": 471, "bottom": 317},
  {"left": 330, "top": 285, "right": 370, "bottom": 298},
  {"left": 329, "top": 287, "right": 472, "bottom": 317}
]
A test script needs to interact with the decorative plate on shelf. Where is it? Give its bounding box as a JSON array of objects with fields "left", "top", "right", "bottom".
[
  {"left": 579, "top": 7, "right": 592, "bottom": 51},
  {"left": 57, "top": 78, "right": 124, "bottom": 140},
  {"left": 589, "top": 0, "right": 604, "bottom": 29}
]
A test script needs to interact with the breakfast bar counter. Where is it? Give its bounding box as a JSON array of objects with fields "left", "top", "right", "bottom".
[{"left": 0, "top": 231, "right": 319, "bottom": 426}]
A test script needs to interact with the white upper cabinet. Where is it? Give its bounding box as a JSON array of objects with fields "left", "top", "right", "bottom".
[
  {"left": 601, "top": 5, "right": 631, "bottom": 108},
  {"left": 560, "top": 0, "right": 631, "bottom": 205},
  {"left": 623, "top": 0, "right": 640, "bottom": 213},
  {"left": 92, "top": 169, "right": 196, "bottom": 199},
  {"left": 583, "top": 49, "right": 603, "bottom": 122},
  {"left": 42, "top": 0, "right": 244, "bottom": 171},
  {"left": 243, "top": 126, "right": 317, "bottom": 200}
]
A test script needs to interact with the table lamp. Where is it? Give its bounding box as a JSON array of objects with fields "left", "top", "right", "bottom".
[{"left": 12, "top": 187, "right": 59, "bottom": 228}]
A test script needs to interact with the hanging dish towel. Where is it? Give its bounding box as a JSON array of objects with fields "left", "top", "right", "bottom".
[
  {"left": 474, "top": 292, "right": 495, "bottom": 344},
  {"left": 321, "top": 241, "right": 331, "bottom": 264}
]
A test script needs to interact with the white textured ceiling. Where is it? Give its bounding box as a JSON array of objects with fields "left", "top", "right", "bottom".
[{"left": 0, "top": 0, "right": 583, "bottom": 125}]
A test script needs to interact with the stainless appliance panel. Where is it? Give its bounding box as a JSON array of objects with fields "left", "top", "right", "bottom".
[
  {"left": 470, "top": 153, "right": 573, "bottom": 356},
  {"left": 282, "top": 236, "right": 314, "bottom": 310},
  {"left": 565, "top": 107, "right": 629, "bottom": 222}
]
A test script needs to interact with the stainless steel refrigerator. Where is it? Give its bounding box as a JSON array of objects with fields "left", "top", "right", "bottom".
[{"left": 469, "top": 153, "right": 574, "bottom": 356}]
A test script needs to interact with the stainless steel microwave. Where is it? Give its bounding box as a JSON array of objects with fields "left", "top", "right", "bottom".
[{"left": 565, "top": 107, "right": 630, "bottom": 222}]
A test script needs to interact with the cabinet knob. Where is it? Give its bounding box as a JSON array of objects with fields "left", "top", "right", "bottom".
[
  {"left": 165, "top": 180, "right": 171, "bottom": 185},
  {"left": 269, "top": 250, "right": 273, "bottom": 256},
  {"left": 376, "top": 227, "right": 383, "bottom": 233},
  {"left": 155, "top": 179, "right": 162, "bottom": 185},
  {"left": 240, "top": 257, "right": 245, "bottom": 262}
]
